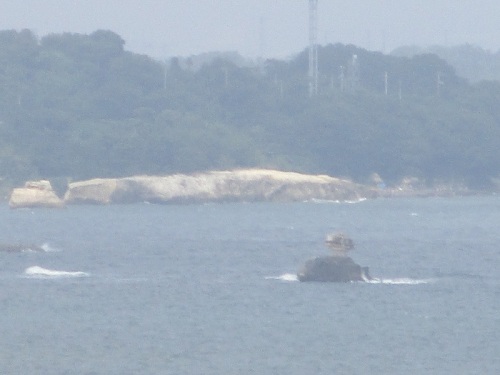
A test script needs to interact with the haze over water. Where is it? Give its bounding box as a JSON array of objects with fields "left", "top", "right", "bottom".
[{"left": 1, "top": 197, "right": 499, "bottom": 374}]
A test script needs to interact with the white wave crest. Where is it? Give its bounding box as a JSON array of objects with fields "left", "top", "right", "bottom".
[
  {"left": 40, "top": 243, "right": 60, "bottom": 252},
  {"left": 308, "top": 198, "right": 341, "bottom": 204},
  {"left": 10, "top": 243, "right": 59, "bottom": 253},
  {"left": 23, "top": 266, "right": 89, "bottom": 278},
  {"left": 308, "top": 197, "right": 367, "bottom": 204},
  {"left": 345, "top": 197, "right": 367, "bottom": 204},
  {"left": 19, "top": 246, "right": 41, "bottom": 253},
  {"left": 265, "top": 273, "right": 299, "bottom": 282},
  {"left": 365, "top": 277, "right": 432, "bottom": 285}
]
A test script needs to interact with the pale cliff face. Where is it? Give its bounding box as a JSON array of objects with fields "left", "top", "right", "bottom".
[
  {"left": 63, "top": 178, "right": 119, "bottom": 205},
  {"left": 9, "top": 180, "right": 64, "bottom": 209},
  {"left": 62, "top": 169, "right": 373, "bottom": 205}
]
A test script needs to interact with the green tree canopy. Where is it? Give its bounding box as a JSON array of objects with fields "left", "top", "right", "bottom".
[{"left": 0, "top": 30, "right": 499, "bottom": 190}]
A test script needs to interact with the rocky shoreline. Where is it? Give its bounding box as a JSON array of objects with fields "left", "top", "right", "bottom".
[
  {"left": 7, "top": 169, "right": 377, "bottom": 208},
  {"left": 6, "top": 169, "right": 491, "bottom": 209}
]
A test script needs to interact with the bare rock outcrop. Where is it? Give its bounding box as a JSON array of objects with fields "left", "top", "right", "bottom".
[
  {"left": 0, "top": 244, "right": 45, "bottom": 252},
  {"left": 9, "top": 180, "right": 64, "bottom": 209},
  {"left": 63, "top": 169, "right": 377, "bottom": 205},
  {"left": 298, "top": 256, "right": 371, "bottom": 282},
  {"left": 298, "top": 233, "right": 372, "bottom": 282},
  {"left": 63, "top": 178, "right": 118, "bottom": 205}
]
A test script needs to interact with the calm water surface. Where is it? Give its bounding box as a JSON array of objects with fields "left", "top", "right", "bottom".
[{"left": 1, "top": 197, "right": 499, "bottom": 374}]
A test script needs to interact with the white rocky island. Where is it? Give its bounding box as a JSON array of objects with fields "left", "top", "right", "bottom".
[
  {"left": 7, "top": 169, "right": 377, "bottom": 208},
  {"left": 8, "top": 180, "right": 64, "bottom": 209},
  {"left": 63, "top": 169, "right": 376, "bottom": 205}
]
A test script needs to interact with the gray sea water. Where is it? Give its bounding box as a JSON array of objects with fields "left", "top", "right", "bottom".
[{"left": 1, "top": 197, "right": 499, "bottom": 374}]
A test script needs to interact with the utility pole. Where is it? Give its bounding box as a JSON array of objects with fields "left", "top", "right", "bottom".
[
  {"left": 347, "top": 54, "right": 359, "bottom": 93},
  {"left": 436, "top": 72, "right": 444, "bottom": 97},
  {"left": 163, "top": 59, "right": 168, "bottom": 91},
  {"left": 308, "top": 0, "right": 318, "bottom": 97},
  {"left": 384, "top": 71, "right": 388, "bottom": 96},
  {"left": 339, "top": 65, "right": 345, "bottom": 93}
]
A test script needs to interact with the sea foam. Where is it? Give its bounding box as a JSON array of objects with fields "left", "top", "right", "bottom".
[
  {"left": 40, "top": 243, "right": 60, "bottom": 252},
  {"left": 265, "top": 273, "right": 299, "bottom": 282},
  {"left": 266, "top": 274, "right": 431, "bottom": 284},
  {"left": 23, "top": 266, "right": 89, "bottom": 278},
  {"left": 365, "top": 277, "right": 433, "bottom": 285},
  {"left": 308, "top": 197, "right": 367, "bottom": 204}
]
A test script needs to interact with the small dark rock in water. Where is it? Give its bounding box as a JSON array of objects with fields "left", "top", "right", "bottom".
[
  {"left": 298, "top": 256, "right": 371, "bottom": 282},
  {"left": 0, "top": 244, "right": 44, "bottom": 253},
  {"left": 297, "top": 232, "right": 372, "bottom": 282}
]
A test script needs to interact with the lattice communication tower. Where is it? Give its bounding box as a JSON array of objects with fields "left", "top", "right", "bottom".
[{"left": 308, "top": 0, "right": 319, "bottom": 97}]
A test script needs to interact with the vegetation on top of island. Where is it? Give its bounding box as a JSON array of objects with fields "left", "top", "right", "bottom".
[{"left": 1, "top": 29, "right": 499, "bottom": 195}]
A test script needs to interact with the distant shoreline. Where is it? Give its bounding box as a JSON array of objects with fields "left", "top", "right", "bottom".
[{"left": 5, "top": 169, "right": 498, "bottom": 208}]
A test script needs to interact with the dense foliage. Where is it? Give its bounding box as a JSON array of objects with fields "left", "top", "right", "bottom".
[
  {"left": 1, "top": 29, "right": 499, "bottom": 190},
  {"left": 392, "top": 44, "right": 500, "bottom": 83}
]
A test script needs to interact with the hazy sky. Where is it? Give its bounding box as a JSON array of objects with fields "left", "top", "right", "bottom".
[{"left": 2, "top": 0, "right": 499, "bottom": 59}]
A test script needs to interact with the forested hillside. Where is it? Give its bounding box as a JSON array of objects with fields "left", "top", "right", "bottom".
[
  {"left": 1, "top": 29, "right": 499, "bottom": 191},
  {"left": 392, "top": 44, "right": 500, "bottom": 83}
]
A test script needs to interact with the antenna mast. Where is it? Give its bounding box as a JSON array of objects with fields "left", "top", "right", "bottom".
[
  {"left": 308, "top": 0, "right": 318, "bottom": 97},
  {"left": 437, "top": 72, "right": 444, "bottom": 96}
]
